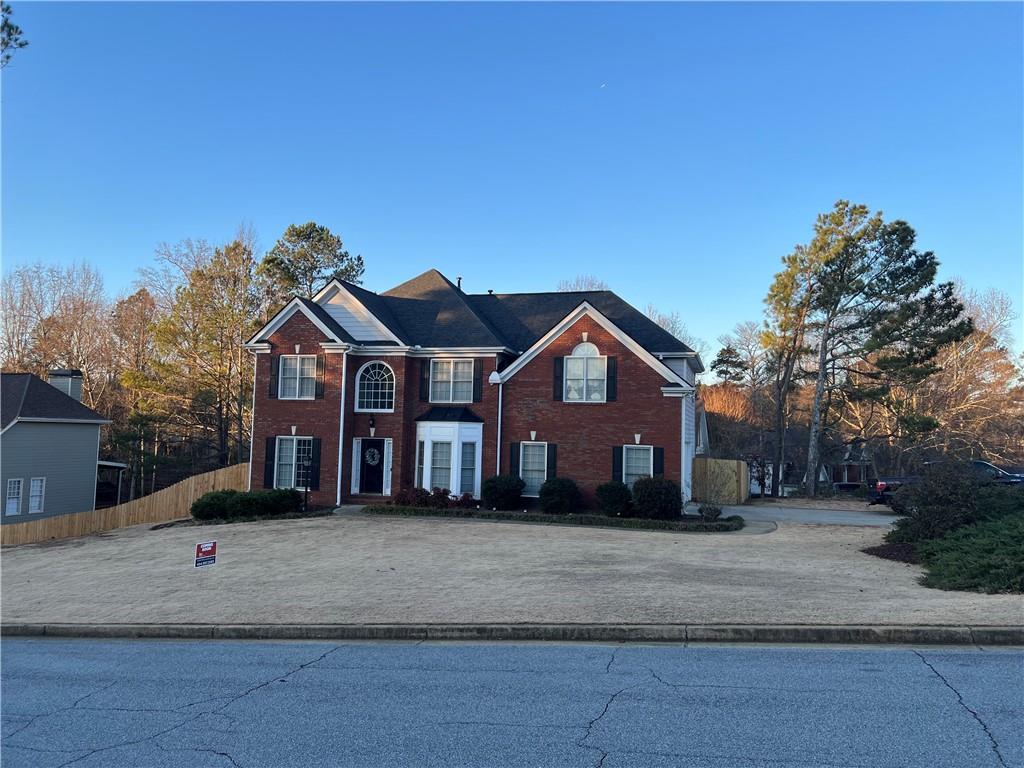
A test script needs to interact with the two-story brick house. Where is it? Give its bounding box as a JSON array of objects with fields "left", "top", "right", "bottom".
[{"left": 245, "top": 269, "right": 703, "bottom": 508}]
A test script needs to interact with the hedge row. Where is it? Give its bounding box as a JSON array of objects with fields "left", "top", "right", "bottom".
[
  {"left": 363, "top": 505, "right": 744, "bottom": 533},
  {"left": 191, "top": 489, "right": 308, "bottom": 521}
]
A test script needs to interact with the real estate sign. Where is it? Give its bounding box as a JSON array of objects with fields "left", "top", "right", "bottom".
[{"left": 194, "top": 540, "right": 217, "bottom": 568}]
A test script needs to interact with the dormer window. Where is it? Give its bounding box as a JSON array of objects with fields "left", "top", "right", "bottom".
[{"left": 564, "top": 342, "right": 607, "bottom": 403}]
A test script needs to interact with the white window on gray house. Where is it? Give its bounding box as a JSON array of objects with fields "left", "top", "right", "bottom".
[
  {"left": 623, "top": 445, "right": 654, "bottom": 488},
  {"left": 6, "top": 479, "right": 22, "bottom": 516},
  {"left": 430, "top": 441, "right": 452, "bottom": 490},
  {"left": 279, "top": 355, "right": 317, "bottom": 399},
  {"left": 430, "top": 360, "right": 473, "bottom": 403},
  {"left": 276, "top": 436, "right": 313, "bottom": 489},
  {"left": 28, "top": 478, "right": 45, "bottom": 513},
  {"left": 460, "top": 442, "right": 477, "bottom": 497},
  {"left": 520, "top": 442, "right": 548, "bottom": 497},
  {"left": 356, "top": 361, "right": 395, "bottom": 411},
  {"left": 564, "top": 342, "right": 607, "bottom": 403}
]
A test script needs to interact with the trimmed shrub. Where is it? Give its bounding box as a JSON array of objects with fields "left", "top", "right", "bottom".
[
  {"left": 596, "top": 481, "right": 632, "bottom": 517},
  {"left": 917, "top": 515, "right": 1024, "bottom": 594},
  {"left": 190, "top": 490, "right": 239, "bottom": 520},
  {"left": 455, "top": 492, "right": 478, "bottom": 509},
  {"left": 698, "top": 504, "right": 723, "bottom": 522},
  {"left": 632, "top": 477, "right": 682, "bottom": 520},
  {"left": 427, "top": 487, "right": 452, "bottom": 509},
  {"left": 887, "top": 463, "right": 1022, "bottom": 544},
  {"left": 538, "top": 477, "right": 582, "bottom": 515},
  {"left": 481, "top": 474, "right": 526, "bottom": 511}
]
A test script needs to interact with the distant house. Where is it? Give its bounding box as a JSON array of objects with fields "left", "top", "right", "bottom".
[
  {"left": 244, "top": 269, "right": 704, "bottom": 507},
  {"left": 1, "top": 370, "right": 111, "bottom": 522}
]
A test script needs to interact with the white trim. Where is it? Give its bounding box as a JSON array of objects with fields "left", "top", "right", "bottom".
[
  {"left": 5, "top": 478, "right": 23, "bottom": 516},
  {"left": 519, "top": 441, "right": 548, "bottom": 498},
  {"left": 336, "top": 350, "right": 348, "bottom": 505},
  {"left": 247, "top": 355, "right": 257, "bottom": 491},
  {"left": 28, "top": 477, "right": 45, "bottom": 514},
  {"left": 312, "top": 281, "right": 404, "bottom": 345},
  {"left": 246, "top": 297, "right": 345, "bottom": 346},
  {"left": 351, "top": 436, "right": 391, "bottom": 495},
  {"left": 246, "top": 343, "right": 272, "bottom": 354},
  {"left": 93, "top": 427, "right": 100, "bottom": 511},
  {"left": 278, "top": 354, "right": 318, "bottom": 400},
  {"left": 622, "top": 444, "right": 654, "bottom": 488},
  {"left": 354, "top": 360, "right": 396, "bottom": 413},
  {"left": 563, "top": 346, "right": 608, "bottom": 404},
  {"left": 497, "top": 302, "right": 688, "bottom": 386},
  {"left": 429, "top": 359, "right": 474, "bottom": 404},
  {"left": 351, "top": 438, "right": 362, "bottom": 495},
  {"left": 1, "top": 417, "right": 110, "bottom": 437},
  {"left": 274, "top": 435, "right": 314, "bottom": 491},
  {"left": 383, "top": 438, "right": 394, "bottom": 496}
]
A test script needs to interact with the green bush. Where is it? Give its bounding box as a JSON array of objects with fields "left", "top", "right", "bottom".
[
  {"left": 596, "top": 481, "right": 632, "bottom": 517},
  {"left": 632, "top": 477, "right": 682, "bottom": 520},
  {"left": 481, "top": 474, "right": 526, "bottom": 511},
  {"left": 190, "top": 488, "right": 302, "bottom": 521},
  {"left": 538, "top": 477, "right": 582, "bottom": 515},
  {"left": 887, "top": 463, "right": 1023, "bottom": 544},
  {"left": 190, "top": 490, "right": 239, "bottom": 520},
  {"left": 917, "top": 515, "right": 1024, "bottom": 594}
]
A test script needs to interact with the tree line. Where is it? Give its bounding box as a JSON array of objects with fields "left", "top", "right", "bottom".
[
  {"left": 1, "top": 222, "right": 362, "bottom": 499},
  {"left": 705, "top": 200, "right": 1023, "bottom": 496}
]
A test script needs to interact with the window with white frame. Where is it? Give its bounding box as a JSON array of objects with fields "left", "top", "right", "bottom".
[
  {"left": 416, "top": 440, "right": 425, "bottom": 488},
  {"left": 430, "top": 441, "right": 452, "bottom": 490},
  {"left": 460, "top": 442, "right": 477, "bottom": 497},
  {"left": 6, "top": 478, "right": 22, "bottom": 516},
  {"left": 520, "top": 442, "right": 547, "bottom": 497},
  {"left": 565, "top": 343, "right": 607, "bottom": 403},
  {"left": 356, "top": 361, "right": 395, "bottom": 411},
  {"left": 275, "top": 436, "right": 313, "bottom": 489},
  {"left": 430, "top": 360, "right": 473, "bottom": 403},
  {"left": 28, "top": 478, "right": 45, "bottom": 513},
  {"left": 279, "top": 355, "right": 317, "bottom": 399},
  {"left": 623, "top": 445, "right": 654, "bottom": 488}
]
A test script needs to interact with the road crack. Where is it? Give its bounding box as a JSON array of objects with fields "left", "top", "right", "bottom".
[
  {"left": 913, "top": 650, "right": 1007, "bottom": 768},
  {"left": 577, "top": 683, "right": 643, "bottom": 768}
]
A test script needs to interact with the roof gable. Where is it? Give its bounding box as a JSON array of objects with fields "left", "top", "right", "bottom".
[{"left": 1, "top": 373, "right": 109, "bottom": 431}]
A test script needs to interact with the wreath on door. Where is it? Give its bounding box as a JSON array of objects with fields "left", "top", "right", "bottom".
[{"left": 365, "top": 447, "right": 381, "bottom": 467}]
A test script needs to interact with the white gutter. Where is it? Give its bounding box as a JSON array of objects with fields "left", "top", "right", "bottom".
[
  {"left": 336, "top": 349, "right": 349, "bottom": 505},
  {"left": 496, "top": 380, "right": 503, "bottom": 475},
  {"left": 247, "top": 356, "right": 257, "bottom": 490}
]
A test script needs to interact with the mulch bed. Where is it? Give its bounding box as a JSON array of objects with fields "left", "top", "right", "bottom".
[{"left": 861, "top": 542, "right": 920, "bottom": 565}]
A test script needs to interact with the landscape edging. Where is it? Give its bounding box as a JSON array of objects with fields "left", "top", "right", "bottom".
[{"left": 3, "top": 623, "right": 1021, "bottom": 645}]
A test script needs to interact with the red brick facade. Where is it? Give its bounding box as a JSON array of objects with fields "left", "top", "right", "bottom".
[{"left": 251, "top": 311, "right": 685, "bottom": 508}]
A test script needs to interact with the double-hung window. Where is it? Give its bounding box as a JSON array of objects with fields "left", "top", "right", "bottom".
[
  {"left": 623, "top": 445, "right": 654, "bottom": 488},
  {"left": 275, "top": 436, "right": 313, "bottom": 489},
  {"left": 28, "top": 478, "right": 45, "bottom": 513},
  {"left": 520, "top": 443, "right": 547, "bottom": 497},
  {"left": 430, "top": 441, "right": 452, "bottom": 491},
  {"left": 5, "top": 479, "right": 22, "bottom": 516},
  {"left": 279, "top": 355, "right": 317, "bottom": 400},
  {"left": 430, "top": 360, "right": 473, "bottom": 403},
  {"left": 416, "top": 440, "right": 425, "bottom": 488},
  {"left": 565, "top": 343, "right": 607, "bottom": 403},
  {"left": 460, "top": 443, "right": 477, "bottom": 497}
]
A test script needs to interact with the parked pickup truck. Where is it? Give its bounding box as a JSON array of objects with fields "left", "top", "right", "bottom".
[{"left": 868, "top": 460, "right": 1023, "bottom": 507}]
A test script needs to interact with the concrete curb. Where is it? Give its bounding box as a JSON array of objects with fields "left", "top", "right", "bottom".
[{"left": 3, "top": 623, "right": 1021, "bottom": 645}]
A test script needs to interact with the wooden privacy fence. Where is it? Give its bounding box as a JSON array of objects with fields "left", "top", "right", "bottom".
[
  {"left": 1, "top": 463, "right": 250, "bottom": 547},
  {"left": 692, "top": 457, "right": 749, "bottom": 506}
]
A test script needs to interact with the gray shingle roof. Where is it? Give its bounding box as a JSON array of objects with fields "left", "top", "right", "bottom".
[{"left": 1, "top": 373, "right": 110, "bottom": 430}]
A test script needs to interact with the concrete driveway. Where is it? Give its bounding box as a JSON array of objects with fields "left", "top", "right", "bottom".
[
  {"left": 718, "top": 503, "right": 900, "bottom": 527},
  {"left": 2, "top": 514, "right": 1019, "bottom": 627}
]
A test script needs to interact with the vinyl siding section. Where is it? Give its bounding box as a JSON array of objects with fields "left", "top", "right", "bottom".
[
  {"left": 1, "top": 422, "right": 99, "bottom": 522},
  {"left": 320, "top": 287, "right": 393, "bottom": 342}
]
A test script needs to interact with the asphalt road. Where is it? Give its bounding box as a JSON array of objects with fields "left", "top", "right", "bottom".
[
  {"left": 2, "top": 640, "right": 1020, "bottom": 768},
  {"left": 722, "top": 504, "right": 900, "bottom": 527}
]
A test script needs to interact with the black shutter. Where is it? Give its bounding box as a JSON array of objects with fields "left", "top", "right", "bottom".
[
  {"left": 606, "top": 357, "right": 618, "bottom": 402},
  {"left": 553, "top": 357, "right": 564, "bottom": 401},
  {"left": 420, "top": 359, "right": 431, "bottom": 401},
  {"left": 315, "top": 354, "right": 326, "bottom": 399},
  {"left": 653, "top": 447, "right": 665, "bottom": 478},
  {"left": 546, "top": 444, "right": 557, "bottom": 479},
  {"left": 509, "top": 442, "right": 521, "bottom": 476},
  {"left": 268, "top": 356, "right": 279, "bottom": 398},
  {"left": 309, "top": 438, "right": 322, "bottom": 490},
  {"left": 473, "top": 359, "right": 483, "bottom": 402},
  {"left": 264, "top": 437, "right": 276, "bottom": 488},
  {"left": 612, "top": 446, "right": 623, "bottom": 483}
]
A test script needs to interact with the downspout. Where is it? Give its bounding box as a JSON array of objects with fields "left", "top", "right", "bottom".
[
  {"left": 681, "top": 395, "right": 687, "bottom": 504},
  {"left": 336, "top": 348, "right": 349, "bottom": 506},
  {"left": 496, "top": 381, "right": 503, "bottom": 475}
]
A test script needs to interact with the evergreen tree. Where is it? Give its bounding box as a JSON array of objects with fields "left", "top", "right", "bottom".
[
  {"left": 259, "top": 221, "right": 364, "bottom": 303},
  {"left": 710, "top": 345, "right": 749, "bottom": 384}
]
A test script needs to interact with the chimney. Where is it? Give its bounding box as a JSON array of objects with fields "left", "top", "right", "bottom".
[
  {"left": 456, "top": 276, "right": 463, "bottom": 291},
  {"left": 47, "top": 369, "right": 83, "bottom": 402}
]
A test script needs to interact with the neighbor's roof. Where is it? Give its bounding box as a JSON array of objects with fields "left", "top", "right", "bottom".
[{"left": 1, "top": 373, "right": 110, "bottom": 430}]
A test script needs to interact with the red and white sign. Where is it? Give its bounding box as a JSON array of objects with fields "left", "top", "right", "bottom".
[{"left": 194, "top": 540, "right": 217, "bottom": 568}]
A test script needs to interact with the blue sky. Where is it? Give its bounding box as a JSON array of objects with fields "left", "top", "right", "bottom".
[{"left": 4, "top": 2, "right": 1022, "bottom": 355}]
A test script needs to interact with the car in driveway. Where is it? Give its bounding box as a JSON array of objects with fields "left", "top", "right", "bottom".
[{"left": 868, "top": 459, "right": 1023, "bottom": 506}]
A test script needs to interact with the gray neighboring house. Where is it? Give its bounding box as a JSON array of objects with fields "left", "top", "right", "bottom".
[{"left": 1, "top": 370, "right": 111, "bottom": 523}]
